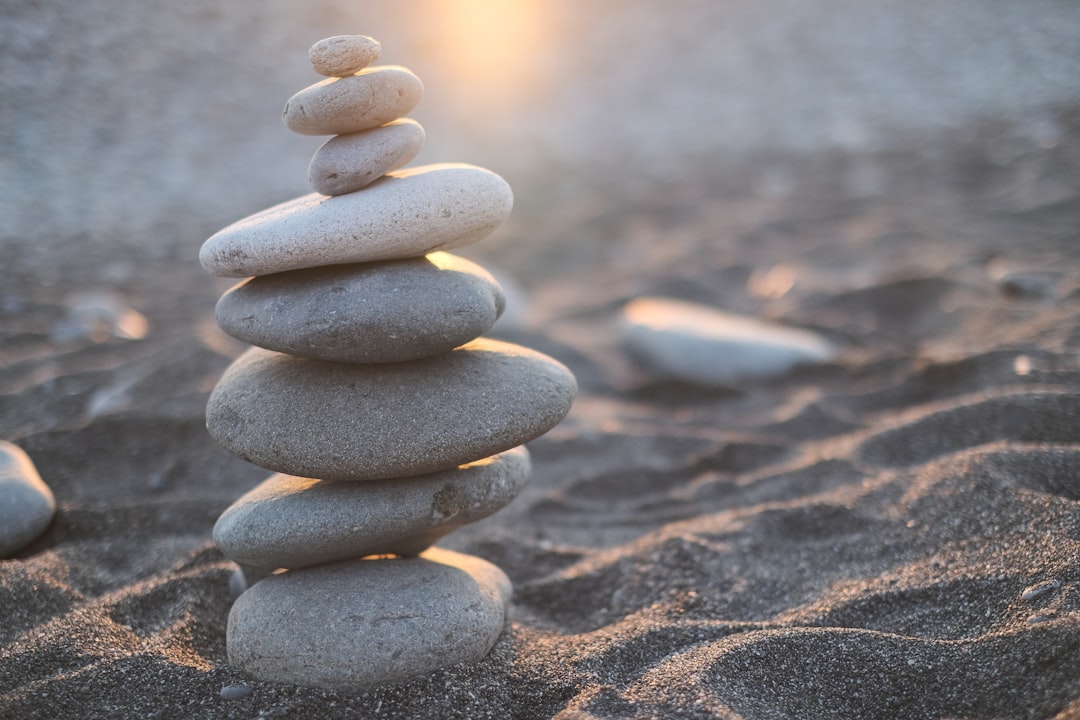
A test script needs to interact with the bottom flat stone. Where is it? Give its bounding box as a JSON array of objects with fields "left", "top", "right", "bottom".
[{"left": 226, "top": 547, "right": 511, "bottom": 690}]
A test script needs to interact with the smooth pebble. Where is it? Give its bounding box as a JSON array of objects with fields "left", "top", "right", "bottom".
[
  {"left": 283, "top": 66, "right": 422, "bottom": 136},
  {"left": 620, "top": 297, "right": 836, "bottom": 385},
  {"left": 308, "top": 35, "right": 381, "bottom": 77},
  {"left": 1021, "top": 580, "right": 1060, "bottom": 602},
  {"left": 206, "top": 338, "right": 576, "bottom": 481},
  {"left": 219, "top": 684, "right": 253, "bottom": 701},
  {"left": 214, "top": 447, "right": 530, "bottom": 570},
  {"left": 214, "top": 252, "right": 504, "bottom": 363},
  {"left": 227, "top": 547, "right": 510, "bottom": 689},
  {"left": 309, "top": 119, "right": 425, "bottom": 196},
  {"left": 0, "top": 440, "right": 55, "bottom": 557},
  {"left": 199, "top": 163, "right": 513, "bottom": 278}
]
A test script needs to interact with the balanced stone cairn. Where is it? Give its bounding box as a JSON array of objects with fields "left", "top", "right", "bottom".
[{"left": 199, "top": 35, "right": 576, "bottom": 690}]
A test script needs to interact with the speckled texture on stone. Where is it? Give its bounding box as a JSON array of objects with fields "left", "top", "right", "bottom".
[
  {"left": 214, "top": 252, "right": 505, "bottom": 364},
  {"left": 214, "top": 446, "right": 530, "bottom": 570},
  {"left": 308, "top": 35, "right": 381, "bottom": 77},
  {"left": 282, "top": 65, "right": 422, "bottom": 136},
  {"left": 206, "top": 338, "right": 576, "bottom": 481},
  {"left": 226, "top": 547, "right": 510, "bottom": 690},
  {"left": 621, "top": 297, "right": 836, "bottom": 385},
  {"left": 309, "top": 119, "right": 425, "bottom": 196},
  {"left": 0, "top": 440, "right": 55, "bottom": 557},
  {"left": 199, "top": 163, "right": 513, "bottom": 277}
]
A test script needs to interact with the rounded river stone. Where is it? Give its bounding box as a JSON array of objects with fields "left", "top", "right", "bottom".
[
  {"left": 309, "top": 118, "right": 425, "bottom": 196},
  {"left": 227, "top": 547, "right": 510, "bottom": 689},
  {"left": 214, "top": 252, "right": 504, "bottom": 363},
  {"left": 0, "top": 440, "right": 55, "bottom": 557},
  {"left": 214, "top": 446, "right": 530, "bottom": 570},
  {"left": 283, "top": 65, "right": 423, "bottom": 136},
  {"left": 199, "top": 163, "right": 513, "bottom": 278},
  {"left": 621, "top": 297, "right": 836, "bottom": 385},
  {"left": 308, "top": 35, "right": 381, "bottom": 77},
  {"left": 206, "top": 338, "right": 576, "bottom": 481}
]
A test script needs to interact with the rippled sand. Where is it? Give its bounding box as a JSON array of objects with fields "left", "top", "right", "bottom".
[{"left": 2, "top": 130, "right": 1079, "bottom": 718}]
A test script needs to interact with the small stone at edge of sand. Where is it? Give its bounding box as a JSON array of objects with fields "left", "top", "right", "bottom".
[
  {"left": 219, "top": 684, "right": 253, "bottom": 701},
  {"left": 0, "top": 440, "right": 55, "bottom": 557}
]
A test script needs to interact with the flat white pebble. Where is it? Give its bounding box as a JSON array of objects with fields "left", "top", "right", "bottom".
[
  {"left": 309, "top": 119, "right": 425, "bottom": 196},
  {"left": 226, "top": 547, "right": 510, "bottom": 689},
  {"left": 199, "top": 163, "right": 513, "bottom": 277},
  {"left": 308, "top": 35, "right": 381, "bottom": 77},
  {"left": 0, "top": 440, "right": 55, "bottom": 557},
  {"left": 1021, "top": 580, "right": 1060, "bottom": 601},
  {"left": 620, "top": 297, "right": 836, "bottom": 385}
]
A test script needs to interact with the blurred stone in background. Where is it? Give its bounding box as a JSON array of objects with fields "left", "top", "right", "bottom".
[{"left": 2, "top": 0, "right": 1078, "bottom": 281}]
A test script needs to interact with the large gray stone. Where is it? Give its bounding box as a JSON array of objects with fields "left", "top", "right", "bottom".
[
  {"left": 0, "top": 440, "right": 55, "bottom": 557},
  {"left": 226, "top": 547, "right": 510, "bottom": 689},
  {"left": 199, "top": 163, "right": 513, "bottom": 278},
  {"left": 214, "top": 446, "right": 530, "bottom": 570},
  {"left": 282, "top": 65, "right": 423, "bottom": 136},
  {"left": 309, "top": 119, "right": 425, "bottom": 196},
  {"left": 206, "top": 338, "right": 576, "bottom": 481},
  {"left": 214, "top": 252, "right": 503, "bottom": 363}
]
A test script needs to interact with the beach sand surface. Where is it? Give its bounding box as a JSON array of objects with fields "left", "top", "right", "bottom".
[{"left": 2, "top": 124, "right": 1080, "bottom": 718}]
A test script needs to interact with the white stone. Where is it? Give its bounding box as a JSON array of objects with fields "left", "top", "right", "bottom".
[
  {"left": 620, "top": 297, "right": 836, "bottom": 384},
  {"left": 283, "top": 66, "right": 423, "bottom": 136},
  {"left": 309, "top": 119, "right": 425, "bottom": 196},
  {"left": 0, "top": 440, "right": 55, "bottom": 556},
  {"left": 199, "top": 163, "right": 513, "bottom": 277},
  {"left": 308, "top": 35, "right": 381, "bottom": 77}
]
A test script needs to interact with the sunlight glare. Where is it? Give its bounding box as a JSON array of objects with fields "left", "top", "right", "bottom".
[{"left": 430, "top": 0, "right": 548, "bottom": 111}]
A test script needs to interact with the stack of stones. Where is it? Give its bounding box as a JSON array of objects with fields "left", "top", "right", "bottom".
[{"left": 198, "top": 35, "right": 576, "bottom": 690}]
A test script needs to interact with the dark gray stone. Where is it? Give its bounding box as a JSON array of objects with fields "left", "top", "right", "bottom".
[
  {"left": 214, "top": 446, "right": 530, "bottom": 570},
  {"left": 226, "top": 547, "right": 510, "bottom": 689},
  {"left": 206, "top": 338, "right": 576, "bottom": 481},
  {"left": 214, "top": 252, "right": 505, "bottom": 364}
]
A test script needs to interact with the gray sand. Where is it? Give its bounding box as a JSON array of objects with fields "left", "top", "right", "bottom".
[
  {"left": 2, "top": 116, "right": 1080, "bottom": 717},
  {"left": 5, "top": 2, "right": 1080, "bottom": 715}
]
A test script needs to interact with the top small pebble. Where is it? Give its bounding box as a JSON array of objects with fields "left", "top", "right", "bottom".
[{"left": 309, "top": 35, "right": 381, "bottom": 77}]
